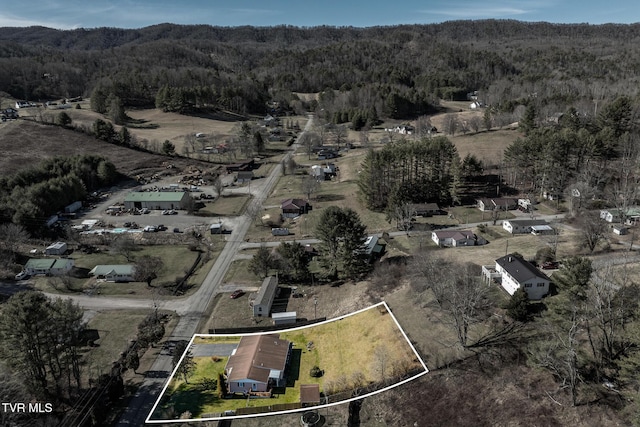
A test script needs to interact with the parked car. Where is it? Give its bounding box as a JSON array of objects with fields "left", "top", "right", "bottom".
[
  {"left": 173, "top": 227, "right": 181, "bottom": 233},
  {"left": 230, "top": 290, "right": 245, "bottom": 299},
  {"left": 15, "top": 271, "right": 30, "bottom": 280},
  {"left": 156, "top": 224, "right": 167, "bottom": 231},
  {"left": 143, "top": 225, "right": 156, "bottom": 232}
]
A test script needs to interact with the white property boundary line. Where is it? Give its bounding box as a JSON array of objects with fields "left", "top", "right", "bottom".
[{"left": 145, "top": 301, "right": 429, "bottom": 423}]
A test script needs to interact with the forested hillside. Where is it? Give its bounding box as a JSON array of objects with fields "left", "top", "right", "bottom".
[{"left": 1, "top": 21, "right": 640, "bottom": 120}]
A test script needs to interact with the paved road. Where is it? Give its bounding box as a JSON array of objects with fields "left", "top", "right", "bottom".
[
  {"left": 191, "top": 343, "right": 238, "bottom": 357},
  {"left": 113, "top": 115, "right": 314, "bottom": 425}
]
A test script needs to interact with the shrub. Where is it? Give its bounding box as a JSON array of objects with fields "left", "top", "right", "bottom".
[{"left": 310, "top": 365, "right": 324, "bottom": 378}]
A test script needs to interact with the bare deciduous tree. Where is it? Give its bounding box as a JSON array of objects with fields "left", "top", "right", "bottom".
[
  {"left": 301, "top": 175, "right": 320, "bottom": 201},
  {"left": 213, "top": 176, "right": 224, "bottom": 198},
  {"left": 576, "top": 211, "right": 608, "bottom": 253}
]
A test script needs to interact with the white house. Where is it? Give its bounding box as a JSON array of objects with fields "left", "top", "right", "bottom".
[
  {"left": 600, "top": 208, "right": 640, "bottom": 224},
  {"left": 24, "top": 258, "right": 74, "bottom": 276},
  {"left": 502, "top": 219, "right": 550, "bottom": 235},
  {"left": 252, "top": 276, "right": 279, "bottom": 317},
  {"left": 89, "top": 265, "right": 135, "bottom": 282},
  {"left": 494, "top": 254, "right": 550, "bottom": 300},
  {"left": 432, "top": 230, "right": 477, "bottom": 247}
]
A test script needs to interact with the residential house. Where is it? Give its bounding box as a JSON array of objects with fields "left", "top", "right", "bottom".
[
  {"left": 252, "top": 276, "right": 279, "bottom": 317},
  {"left": 477, "top": 198, "right": 495, "bottom": 212},
  {"left": 431, "top": 230, "right": 478, "bottom": 247},
  {"left": 493, "top": 254, "right": 550, "bottom": 300},
  {"left": 600, "top": 207, "right": 640, "bottom": 224},
  {"left": 123, "top": 191, "right": 189, "bottom": 211},
  {"left": 362, "top": 235, "right": 385, "bottom": 261},
  {"left": 477, "top": 197, "right": 518, "bottom": 211},
  {"left": 45, "top": 241, "right": 68, "bottom": 255},
  {"left": 310, "top": 163, "right": 337, "bottom": 181},
  {"left": 412, "top": 203, "right": 441, "bottom": 217},
  {"left": 24, "top": 258, "right": 74, "bottom": 276},
  {"left": 89, "top": 265, "right": 135, "bottom": 282},
  {"left": 224, "top": 334, "right": 292, "bottom": 393},
  {"left": 236, "top": 171, "right": 254, "bottom": 184},
  {"left": 281, "top": 199, "right": 311, "bottom": 218},
  {"left": 502, "top": 219, "right": 550, "bottom": 235}
]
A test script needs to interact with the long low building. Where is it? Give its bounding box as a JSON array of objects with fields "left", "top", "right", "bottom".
[
  {"left": 24, "top": 258, "right": 74, "bottom": 276},
  {"left": 123, "top": 191, "right": 189, "bottom": 211},
  {"left": 502, "top": 219, "right": 551, "bottom": 234}
]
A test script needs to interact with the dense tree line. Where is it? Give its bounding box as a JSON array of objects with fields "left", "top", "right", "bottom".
[
  {"left": 0, "top": 291, "right": 85, "bottom": 401},
  {"left": 0, "top": 155, "right": 118, "bottom": 231},
  {"left": 503, "top": 96, "right": 640, "bottom": 214},
  {"left": 1, "top": 21, "right": 640, "bottom": 120},
  {"left": 358, "top": 136, "right": 459, "bottom": 212}
]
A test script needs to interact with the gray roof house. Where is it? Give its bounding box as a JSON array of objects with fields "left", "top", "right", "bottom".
[
  {"left": 494, "top": 254, "right": 550, "bottom": 300},
  {"left": 252, "top": 276, "right": 279, "bottom": 317},
  {"left": 502, "top": 219, "right": 550, "bottom": 234}
]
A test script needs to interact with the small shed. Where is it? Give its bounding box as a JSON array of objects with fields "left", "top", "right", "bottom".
[
  {"left": 613, "top": 225, "right": 629, "bottom": 235},
  {"left": 236, "top": 171, "right": 254, "bottom": 183},
  {"left": 45, "top": 241, "right": 67, "bottom": 255},
  {"left": 300, "top": 384, "right": 321, "bottom": 407},
  {"left": 210, "top": 223, "right": 224, "bottom": 234},
  {"left": 272, "top": 312, "right": 297, "bottom": 326}
]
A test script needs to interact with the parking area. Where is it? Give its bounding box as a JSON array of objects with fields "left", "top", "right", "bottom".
[{"left": 69, "top": 175, "right": 248, "bottom": 235}]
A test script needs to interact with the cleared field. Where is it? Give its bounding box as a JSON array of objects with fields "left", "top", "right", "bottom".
[{"left": 197, "top": 194, "right": 251, "bottom": 217}]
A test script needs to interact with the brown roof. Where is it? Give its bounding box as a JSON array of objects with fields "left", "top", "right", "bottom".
[
  {"left": 300, "top": 384, "right": 321, "bottom": 404},
  {"left": 433, "top": 230, "right": 475, "bottom": 240},
  {"left": 281, "top": 198, "right": 308, "bottom": 210},
  {"left": 226, "top": 334, "right": 290, "bottom": 383}
]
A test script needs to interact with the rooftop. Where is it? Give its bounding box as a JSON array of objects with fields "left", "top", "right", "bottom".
[
  {"left": 496, "top": 254, "right": 549, "bottom": 283},
  {"left": 124, "top": 191, "right": 187, "bottom": 202},
  {"left": 225, "top": 334, "right": 290, "bottom": 382}
]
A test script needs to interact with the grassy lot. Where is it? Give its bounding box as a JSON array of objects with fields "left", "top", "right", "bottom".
[
  {"left": 82, "top": 309, "right": 152, "bottom": 380},
  {"left": 281, "top": 306, "right": 423, "bottom": 390},
  {"left": 32, "top": 245, "right": 201, "bottom": 297},
  {"left": 155, "top": 305, "right": 424, "bottom": 420},
  {"left": 222, "top": 258, "right": 259, "bottom": 286},
  {"left": 197, "top": 194, "right": 251, "bottom": 217}
]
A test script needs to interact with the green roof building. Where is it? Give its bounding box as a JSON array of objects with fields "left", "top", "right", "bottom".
[
  {"left": 24, "top": 258, "right": 74, "bottom": 276},
  {"left": 89, "top": 265, "right": 135, "bottom": 282},
  {"left": 123, "top": 191, "right": 189, "bottom": 210}
]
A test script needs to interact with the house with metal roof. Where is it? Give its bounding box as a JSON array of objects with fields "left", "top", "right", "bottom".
[
  {"left": 224, "top": 334, "right": 292, "bottom": 393},
  {"left": 123, "top": 191, "right": 189, "bottom": 211},
  {"left": 502, "top": 219, "right": 551, "bottom": 234},
  {"left": 252, "top": 276, "right": 279, "bottom": 317},
  {"left": 45, "top": 241, "right": 68, "bottom": 255},
  {"left": 24, "top": 258, "right": 74, "bottom": 276},
  {"left": 432, "top": 230, "right": 479, "bottom": 247},
  {"left": 89, "top": 265, "right": 135, "bottom": 282},
  {"left": 494, "top": 254, "right": 550, "bottom": 300}
]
